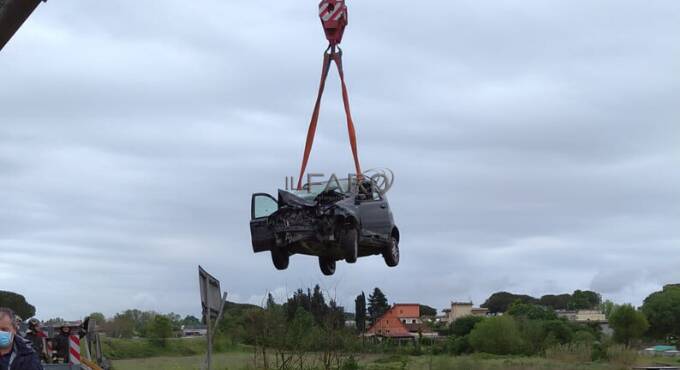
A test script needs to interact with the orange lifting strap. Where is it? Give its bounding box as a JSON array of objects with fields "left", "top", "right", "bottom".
[{"left": 296, "top": 46, "right": 362, "bottom": 190}]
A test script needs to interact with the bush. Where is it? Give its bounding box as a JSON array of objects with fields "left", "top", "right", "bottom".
[
  {"left": 572, "top": 330, "right": 596, "bottom": 345},
  {"left": 469, "top": 316, "right": 524, "bottom": 355},
  {"left": 545, "top": 342, "right": 593, "bottom": 363},
  {"left": 341, "top": 355, "right": 360, "bottom": 370},
  {"left": 449, "top": 335, "right": 472, "bottom": 355},
  {"left": 451, "top": 316, "right": 485, "bottom": 337}
]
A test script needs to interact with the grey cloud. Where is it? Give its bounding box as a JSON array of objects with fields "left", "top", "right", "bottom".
[{"left": 1, "top": 0, "right": 679, "bottom": 319}]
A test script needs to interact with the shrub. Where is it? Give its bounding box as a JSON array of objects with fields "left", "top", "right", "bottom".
[
  {"left": 469, "top": 316, "right": 524, "bottom": 355},
  {"left": 341, "top": 356, "right": 359, "bottom": 370},
  {"left": 451, "top": 315, "right": 485, "bottom": 337},
  {"left": 449, "top": 335, "right": 472, "bottom": 355},
  {"left": 572, "top": 330, "right": 596, "bottom": 345}
]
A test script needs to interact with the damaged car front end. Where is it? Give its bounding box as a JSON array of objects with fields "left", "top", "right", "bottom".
[{"left": 250, "top": 177, "right": 399, "bottom": 275}]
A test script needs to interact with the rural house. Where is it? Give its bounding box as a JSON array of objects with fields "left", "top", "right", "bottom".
[{"left": 366, "top": 304, "right": 435, "bottom": 338}]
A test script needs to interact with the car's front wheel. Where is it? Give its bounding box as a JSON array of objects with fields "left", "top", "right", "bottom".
[
  {"left": 319, "top": 256, "right": 336, "bottom": 276},
  {"left": 341, "top": 228, "right": 358, "bottom": 263},
  {"left": 271, "top": 248, "right": 289, "bottom": 270},
  {"left": 383, "top": 236, "right": 399, "bottom": 267}
]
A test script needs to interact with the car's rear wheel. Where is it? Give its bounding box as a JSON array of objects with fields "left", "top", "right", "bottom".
[
  {"left": 319, "top": 256, "right": 336, "bottom": 276},
  {"left": 271, "top": 248, "right": 289, "bottom": 270},
  {"left": 341, "top": 228, "right": 358, "bottom": 263},
  {"left": 383, "top": 236, "right": 399, "bottom": 267}
]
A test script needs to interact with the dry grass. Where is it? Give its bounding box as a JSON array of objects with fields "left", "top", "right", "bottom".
[
  {"left": 606, "top": 345, "right": 637, "bottom": 370},
  {"left": 545, "top": 343, "right": 593, "bottom": 363}
]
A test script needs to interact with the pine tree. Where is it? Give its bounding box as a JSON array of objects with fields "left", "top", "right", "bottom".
[
  {"left": 355, "top": 292, "right": 367, "bottom": 332},
  {"left": 367, "top": 287, "right": 389, "bottom": 322},
  {"left": 327, "top": 299, "right": 345, "bottom": 330},
  {"left": 266, "top": 293, "right": 277, "bottom": 309},
  {"left": 286, "top": 289, "right": 311, "bottom": 320},
  {"left": 310, "top": 285, "right": 328, "bottom": 325}
]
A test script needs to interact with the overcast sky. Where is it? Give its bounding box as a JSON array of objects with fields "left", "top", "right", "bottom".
[{"left": 1, "top": 0, "right": 679, "bottom": 320}]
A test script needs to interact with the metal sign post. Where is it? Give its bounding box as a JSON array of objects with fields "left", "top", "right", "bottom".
[{"left": 199, "top": 266, "right": 228, "bottom": 370}]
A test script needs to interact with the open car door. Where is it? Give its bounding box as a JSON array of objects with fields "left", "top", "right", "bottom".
[{"left": 250, "top": 193, "right": 278, "bottom": 253}]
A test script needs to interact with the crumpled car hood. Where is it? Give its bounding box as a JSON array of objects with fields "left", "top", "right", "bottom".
[{"left": 277, "top": 189, "right": 316, "bottom": 208}]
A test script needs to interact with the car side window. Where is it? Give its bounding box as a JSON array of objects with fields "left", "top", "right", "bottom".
[{"left": 252, "top": 194, "right": 278, "bottom": 219}]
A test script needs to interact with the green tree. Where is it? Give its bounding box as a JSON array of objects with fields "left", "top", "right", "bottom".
[
  {"left": 354, "top": 292, "right": 366, "bottom": 332},
  {"left": 107, "top": 312, "right": 135, "bottom": 338},
  {"left": 469, "top": 316, "right": 524, "bottom": 355},
  {"left": 481, "top": 292, "right": 537, "bottom": 313},
  {"left": 600, "top": 300, "right": 617, "bottom": 319},
  {"left": 0, "top": 291, "right": 36, "bottom": 318},
  {"left": 310, "top": 285, "right": 328, "bottom": 325},
  {"left": 367, "top": 288, "right": 389, "bottom": 321},
  {"left": 451, "top": 315, "right": 484, "bottom": 337},
  {"left": 609, "top": 304, "right": 648, "bottom": 346},
  {"left": 507, "top": 301, "right": 557, "bottom": 320},
  {"left": 88, "top": 312, "right": 106, "bottom": 325},
  {"left": 327, "top": 299, "right": 345, "bottom": 330},
  {"left": 542, "top": 320, "right": 573, "bottom": 345},
  {"left": 539, "top": 294, "right": 572, "bottom": 310},
  {"left": 419, "top": 305, "right": 437, "bottom": 317},
  {"left": 569, "top": 290, "right": 601, "bottom": 310},
  {"left": 516, "top": 318, "right": 573, "bottom": 355},
  {"left": 44, "top": 317, "right": 65, "bottom": 326},
  {"left": 266, "top": 293, "right": 277, "bottom": 310},
  {"left": 642, "top": 285, "right": 680, "bottom": 339},
  {"left": 182, "top": 315, "right": 201, "bottom": 327},
  {"left": 113, "top": 309, "right": 156, "bottom": 336},
  {"left": 285, "top": 289, "right": 311, "bottom": 321},
  {"left": 146, "top": 315, "right": 174, "bottom": 345},
  {"left": 286, "top": 308, "right": 316, "bottom": 352},
  {"left": 165, "top": 312, "right": 182, "bottom": 331}
]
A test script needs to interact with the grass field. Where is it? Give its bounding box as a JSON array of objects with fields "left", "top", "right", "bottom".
[
  {"left": 112, "top": 351, "right": 253, "bottom": 370},
  {"left": 111, "top": 352, "right": 678, "bottom": 370}
]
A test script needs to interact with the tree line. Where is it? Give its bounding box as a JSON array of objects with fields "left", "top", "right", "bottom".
[
  {"left": 480, "top": 290, "right": 602, "bottom": 313},
  {"left": 4, "top": 283, "right": 680, "bottom": 355}
]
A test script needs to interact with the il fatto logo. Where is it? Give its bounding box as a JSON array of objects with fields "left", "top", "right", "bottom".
[{"left": 284, "top": 168, "right": 395, "bottom": 196}]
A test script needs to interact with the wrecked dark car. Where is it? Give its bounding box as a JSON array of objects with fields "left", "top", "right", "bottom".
[{"left": 250, "top": 178, "right": 399, "bottom": 276}]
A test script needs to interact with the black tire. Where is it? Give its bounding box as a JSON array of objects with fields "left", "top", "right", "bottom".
[
  {"left": 319, "top": 256, "right": 336, "bottom": 276},
  {"left": 271, "top": 248, "right": 289, "bottom": 270},
  {"left": 383, "top": 236, "right": 399, "bottom": 267},
  {"left": 341, "top": 228, "right": 358, "bottom": 263}
]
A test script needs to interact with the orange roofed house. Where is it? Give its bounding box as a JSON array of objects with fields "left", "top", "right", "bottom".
[{"left": 366, "top": 304, "right": 435, "bottom": 338}]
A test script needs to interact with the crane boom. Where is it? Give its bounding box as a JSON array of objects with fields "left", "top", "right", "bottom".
[{"left": 0, "top": 0, "right": 46, "bottom": 51}]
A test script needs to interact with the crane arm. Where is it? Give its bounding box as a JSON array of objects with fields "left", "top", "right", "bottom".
[{"left": 0, "top": 0, "right": 46, "bottom": 51}]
